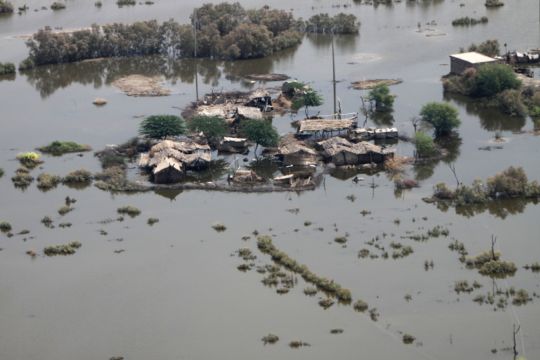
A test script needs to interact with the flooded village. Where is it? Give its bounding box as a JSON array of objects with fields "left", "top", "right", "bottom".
[{"left": 0, "top": 1, "right": 540, "bottom": 360}]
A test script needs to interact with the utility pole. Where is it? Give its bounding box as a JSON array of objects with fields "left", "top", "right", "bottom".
[
  {"left": 331, "top": 31, "right": 337, "bottom": 117},
  {"left": 193, "top": 8, "right": 199, "bottom": 102}
]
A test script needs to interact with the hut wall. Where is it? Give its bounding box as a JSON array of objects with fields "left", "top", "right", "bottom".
[{"left": 153, "top": 167, "right": 184, "bottom": 184}]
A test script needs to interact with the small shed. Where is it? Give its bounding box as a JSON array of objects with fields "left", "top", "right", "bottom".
[
  {"left": 218, "top": 137, "right": 248, "bottom": 153},
  {"left": 279, "top": 142, "right": 318, "bottom": 166},
  {"left": 317, "top": 137, "right": 389, "bottom": 166},
  {"left": 449, "top": 52, "right": 498, "bottom": 74}
]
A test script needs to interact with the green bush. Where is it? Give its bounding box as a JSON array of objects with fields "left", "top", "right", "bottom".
[
  {"left": 472, "top": 64, "right": 521, "bottom": 97},
  {"left": 240, "top": 119, "right": 279, "bottom": 152},
  {"left": 420, "top": 102, "right": 461, "bottom": 137},
  {"left": 38, "top": 141, "right": 91, "bottom": 155},
  {"left": 497, "top": 89, "right": 526, "bottom": 117},
  {"left": 467, "top": 39, "right": 500, "bottom": 57},
  {"left": 292, "top": 89, "right": 323, "bottom": 117},
  {"left": 139, "top": 115, "right": 186, "bottom": 139},
  {"left": 50, "top": 2, "right": 66, "bottom": 10},
  {"left": 188, "top": 116, "right": 227, "bottom": 143},
  {"left": 414, "top": 132, "right": 437, "bottom": 158},
  {"left": 452, "top": 16, "right": 488, "bottom": 26},
  {"left": 117, "top": 0, "right": 135, "bottom": 6},
  {"left": 368, "top": 84, "right": 394, "bottom": 112},
  {"left": 0, "top": 0, "right": 14, "bottom": 13},
  {"left": 0, "top": 62, "right": 16, "bottom": 75}
]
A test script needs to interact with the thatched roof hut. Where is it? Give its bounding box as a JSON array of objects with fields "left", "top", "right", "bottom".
[
  {"left": 218, "top": 137, "right": 248, "bottom": 153},
  {"left": 139, "top": 139, "right": 211, "bottom": 184},
  {"left": 298, "top": 117, "right": 357, "bottom": 136},
  {"left": 317, "top": 137, "right": 389, "bottom": 166},
  {"left": 278, "top": 140, "right": 318, "bottom": 166}
]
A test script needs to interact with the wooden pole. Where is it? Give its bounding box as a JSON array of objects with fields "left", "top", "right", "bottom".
[
  {"left": 193, "top": 8, "right": 199, "bottom": 102},
  {"left": 332, "top": 32, "right": 337, "bottom": 117}
]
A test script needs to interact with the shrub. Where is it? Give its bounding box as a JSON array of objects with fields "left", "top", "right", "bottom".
[
  {"left": 44, "top": 241, "right": 81, "bottom": 256},
  {"left": 117, "top": 206, "right": 141, "bottom": 217},
  {"left": 486, "top": 166, "right": 528, "bottom": 197},
  {"left": 452, "top": 16, "right": 488, "bottom": 26},
  {"left": 117, "top": 0, "right": 136, "bottom": 6},
  {"left": 472, "top": 64, "right": 521, "bottom": 97},
  {"left": 38, "top": 141, "right": 91, "bottom": 155},
  {"left": 420, "top": 102, "right": 461, "bottom": 137},
  {"left": 368, "top": 84, "right": 394, "bottom": 112},
  {"left": 0, "top": 221, "right": 12, "bottom": 233},
  {"left": 305, "top": 13, "right": 360, "bottom": 34},
  {"left": 0, "top": 62, "right": 16, "bottom": 75},
  {"left": 292, "top": 89, "right": 323, "bottom": 117},
  {"left": 414, "top": 132, "right": 437, "bottom": 158},
  {"left": 188, "top": 116, "right": 227, "bottom": 143},
  {"left": 37, "top": 173, "right": 62, "bottom": 190},
  {"left": 0, "top": 0, "right": 14, "bottom": 13},
  {"left": 139, "top": 115, "right": 186, "bottom": 139},
  {"left": 0, "top": 168, "right": 3, "bottom": 178},
  {"left": 50, "top": 2, "right": 66, "bottom": 10},
  {"left": 467, "top": 39, "right": 500, "bottom": 57},
  {"left": 63, "top": 169, "right": 92, "bottom": 184},
  {"left": 497, "top": 89, "right": 526, "bottom": 117},
  {"left": 240, "top": 119, "right": 279, "bottom": 152},
  {"left": 16, "top": 152, "right": 42, "bottom": 168}
]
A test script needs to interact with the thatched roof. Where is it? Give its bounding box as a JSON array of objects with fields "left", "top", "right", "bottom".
[
  {"left": 318, "top": 137, "right": 382, "bottom": 157},
  {"left": 298, "top": 118, "right": 356, "bottom": 133},
  {"left": 279, "top": 142, "right": 317, "bottom": 156},
  {"left": 249, "top": 88, "right": 271, "bottom": 99},
  {"left": 236, "top": 106, "right": 263, "bottom": 120},
  {"left": 139, "top": 139, "right": 211, "bottom": 173}
]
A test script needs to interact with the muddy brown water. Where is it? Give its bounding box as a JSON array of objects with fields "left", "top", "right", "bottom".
[{"left": 1, "top": 1, "right": 540, "bottom": 359}]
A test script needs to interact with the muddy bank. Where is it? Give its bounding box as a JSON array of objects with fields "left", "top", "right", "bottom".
[{"left": 112, "top": 74, "right": 170, "bottom": 96}]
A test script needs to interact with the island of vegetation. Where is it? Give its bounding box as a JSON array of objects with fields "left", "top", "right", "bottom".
[
  {"left": 0, "top": 0, "right": 13, "bottom": 14},
  {"left": 19, "top": 2, "right": 359, "bottom": 69}
]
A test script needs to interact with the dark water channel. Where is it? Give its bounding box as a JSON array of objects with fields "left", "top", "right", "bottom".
[{"left": 1, "top": 1, "right": 540, "bottom": 359}]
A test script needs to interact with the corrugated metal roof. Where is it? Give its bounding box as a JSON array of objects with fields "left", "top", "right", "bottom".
[{"left": 450, "top": 52, "right": 497, "bottom": 64}]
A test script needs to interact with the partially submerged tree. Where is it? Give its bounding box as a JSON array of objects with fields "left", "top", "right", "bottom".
[
  {"left": 465, "top": 39, "right": 500, "bottom": 57},
  {"left": 420, "top": 102, "right": 461, "bottom": 137},
  {"left": 293, "top": 89, "right": 323, "bottom": 118},
  {"left": 472, "top": 63, "right": 521, "bottom": 97},
  {"left": 414, "top": 132, "right": 437, "bottom": 158},
  {"left": 188, "top": 115, "right": 228, "bottom": 144},
  {"left": 240, "top": 119, "right": 279, "bottom": 153},
  {"left": 368, "top": 84, "right": 394, "bottom": 112},
  {"left": 139, "top": 115, "right": 186, "bottom": 139},
  {"left": 0, "top": 0, "right": 14, "bottom": 14}
]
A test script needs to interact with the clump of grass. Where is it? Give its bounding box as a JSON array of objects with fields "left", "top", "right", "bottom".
[
  {"left": 0, "top": 168, "right": 4, "bottom": 178},
  {"left": 117, "top": 0, "right": 136, "bottom": 5},
  {"left": 261, "top": 334, "right": 279, "bottom": 345},
  {"left": 43, "top": 241, "right": 81, "bottom": 256},
  {"left": 37, "top": 173, "right": 61, "bottom": 191},
  {"left": 478, "top": 260, "right": 517, "bottom": 278},
  {"left": 452, "top": 16, "right": 488, "bottom": 26},
  {"left": 276, "top": 287, "right": 289, "bottom": 294},
  {"left": 358, "top": 249, "right": 370, "bottom": 258},
  {"left": 402, "top": 334, "right": 416, "bottom": 344},
  {"left": 512, "top": 289, "right": 531, "bottom": 305},
  {"left": 58, "top": 205, "right": 73, "bottom": 216},
  {"left": 392, "top": 246, "right": 414, "bottom": 259},
  {"left": 454, "top": 280, "right": 474, "bottom": 294},
  {"left": 117, "top": 206, "right": 141, "bottom": 218},
  {"left": 18, "top": 229, "right": 30, "bottom": 235},
  {"left": 38, "top": 141, "right": 91, "bottom": 156},
  {"left": 523, "top": 262, "right": 540, "bottom": 272},
  {"left": 237, "top": 264, "right": 251, "bottom": 272},
  {"left": 286, "top": 208, "right": 300, "bottom": 214},
  {"left": 0, "top": 221, "right": 12, "bottom": 233},
  {"left": 334, "top": 236, "right": 347, "bottom": 244},
  {"left": 41, "top": 216, "right": 53, "bottom": 228},
  {"left": 147, "top": 217, "right": 159, "bottom": 226},
  {"left": 473, "top": 294, "right": 485, "bottom": 303},
  {"left": 0, "top": 62, "right": 16, "bottom": 74},
  {"left": 50, "top": 2, "right": 66, "bottom": 10},
  {"left": 404, "top": 294, "right": 412, "bottom": 302},
  {"left": 212, "top": 223, "right": 227, "bottom": 232},
  {"left": 346, "top": 194, "right": 356, "bottom": 202},
  {"left": 11, "top": 168, "right": 34, "bottom": 189},
  {"left": 257, "top": 235, "right": 355, "bottom": 303},
  {"left": 63, "top": 169, "right": 92, "bottom": 185},
  {"left": 369, "top": 308, "right": 379, "bottom": 321},
  {"left": 353, "top": 299, "right": 368, "bottom": 312},
  {"left": 330, "top": 328, "right": 344, "bottom": 334},
  {"left": 360, "top": 209, "right": 371, "bottom": 216},
  {"left": 318, "top": 298, "right": 334, "bottom": 309},
  {"left": 59, "top": 222, "right": 72, "bottom": 228},
  {"left": 94, "top": 1, "right": 102, "bottom": 7},
  {"left": 289, "top": 341, "right": 310, "bottom": 348},
  {"left": 16, "top": 152, "right": 42, "bottom": 168},
  {"left": 303, "top": 221, "right": 312, "bottom": 226},
  {"left": 303, "top": 287, "right": 317, "bottom": 296},
  {"left": 237, "top": 248, "right": 256, "bottom": 261}
]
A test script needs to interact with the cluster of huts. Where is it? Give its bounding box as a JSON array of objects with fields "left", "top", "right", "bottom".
[{"left": 138, "top": 86, "right": 398, "bottom": 187}]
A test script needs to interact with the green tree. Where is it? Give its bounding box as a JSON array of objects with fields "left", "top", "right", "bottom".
[
  {"left": 188, "top": 115, "right": 228, "bottom": 144},
  {"left": 414, "top": 132, "right": 437, "bottom": 158},
  {"left": 293, "top": 90, "right": 323, "bottom": 117},
  {"left": 240, "top": 119, "right": 279, "bottom": 153},
  {"left": 467, "top": 39, "right": 500, "bottom": 57},
  {"left": 0, "top": 0, "right": 14, "bottom": 13},
  {"left": 420, "top": 102, "right": 461, "bottom": 137},
  {"left": 139, "top": 115, "right": 186, "bottom": 139},
  {"left": 368, "top": 84, "right": 394, "bottom": 112},
  {"left": 472, "top": 63, "right": 521, "bottom": 97}
]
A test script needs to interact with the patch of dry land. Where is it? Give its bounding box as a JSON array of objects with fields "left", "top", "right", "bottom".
[
  {"left": 351, "top": 79, "right": 402, "bottom": 90},
  {"left": 112, "top": 74, "right": 170, "bottom": 96}
]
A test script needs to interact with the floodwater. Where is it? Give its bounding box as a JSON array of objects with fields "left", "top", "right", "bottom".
[{"left": 1, "top": 1, "right": 540, "bottom": 359}]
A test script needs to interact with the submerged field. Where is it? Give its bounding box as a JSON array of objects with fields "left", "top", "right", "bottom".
[{"left": 0, "top": 1, "right": 539, "bottom": 360}]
